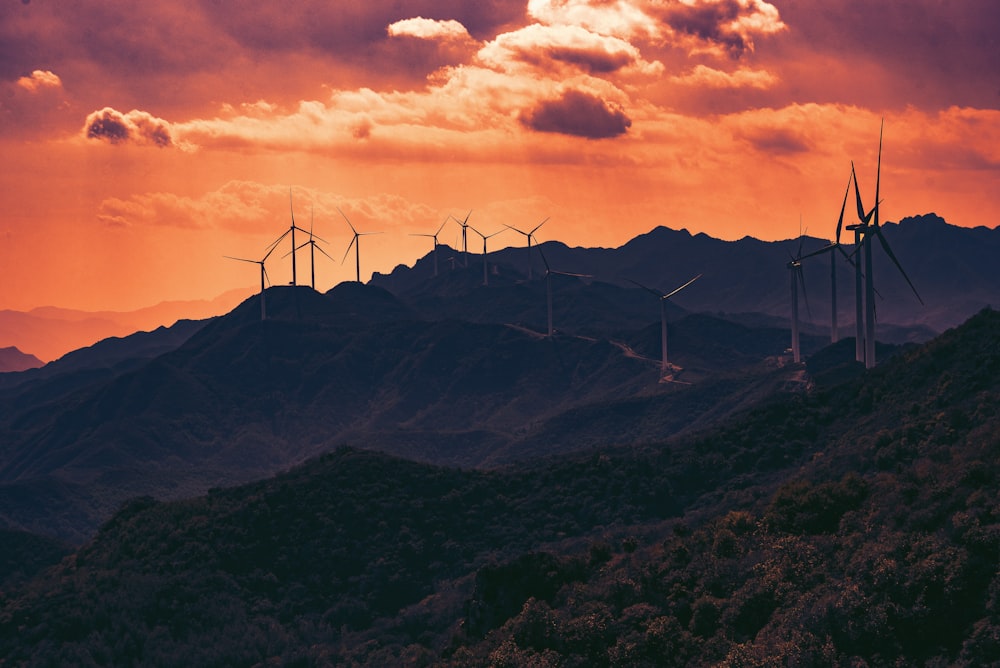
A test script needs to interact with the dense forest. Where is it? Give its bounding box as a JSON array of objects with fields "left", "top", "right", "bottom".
[{"left": 0, "top": 310, "right": 998, "bottom": 665}]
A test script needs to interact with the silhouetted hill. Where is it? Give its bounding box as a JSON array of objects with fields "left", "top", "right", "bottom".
[
  {"left": 1, "top": 309, "right": 997, "bottom": 665},
  {"left": 0, "top": 289, "right": 247, "bottom": 361},
  {"left": 373, "top": 214, "right": 999, "bottom": 338},
  {"left": 0, "top": 319, "right": 207, "bottom": 395},
  {"left": 0, "top": 347, "right": 41, "bottom": 373}
]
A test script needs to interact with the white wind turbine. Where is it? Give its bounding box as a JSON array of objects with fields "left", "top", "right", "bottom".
[
  {"left": 410, "top": 218, "right": 448, "bottom": 277},
  {"left": 338, "top": 207, "right": 382, "bottom": 283},
  {"left": 846, "top": 120, "right": 923, "bottom": 369},
  {"left": 286, "top": 190, "right": 312, "bottom": 286},
  {"left": 287, "top": 205, "right": 334, "bottom": 290},
  {"left": 538, "top": 247, "right": 591, "bottom": 337},
  {"left": 451, "top": 211, "right": 472, "bottom": 268},
  {"left": 469, "top": 225, "right": 505, "bottom": 286},
  {"left": 224, "top": 236, "right": 284, "bottom": 321},
  {"left": 786, "top": 232, "right": 811, "bottom": 364},
  {"left": 505, "top": 218, "right": 548, "bottom": 280},
  {"left": 800, "top": 171, "right": 856, "bottom": 344},
  {"left": 627, "top": 274, "right": 701, "bottom": 374}
]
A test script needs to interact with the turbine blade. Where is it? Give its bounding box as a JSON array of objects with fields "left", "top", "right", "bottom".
[
  {"left": 798, "top": 268, "right": 811, "bottom": 320},
  {"left": 504, "top": 223, "right": 528, "bottom": 236},
  {"left": 436, "top": 218, "right": 448, "bottom": 236},
  {"left": 800, "top": 244, "right": 835, "bottom": 260},
  {"left": 835, "top": 243, "right": 857, "bottom": 268},
  {"left": 262, "top": 265, "right": 271, "bottom": 287},
  {"left": 224, "top": 255, "right": 258, "bottom": 264},
  {"left": 337, "top": 207, "right": 357, "bottom": 234},
  {"left": 538, "top": 247, "right": 551, "bottom": 273},
  {"left": 316, "top": 244, "right": 336, "bottom": 262},
  {"left": 836, "top": 170, "right": 851, "bottom": 243},
  {"left": 530, "top": 217, "right": 549, "bottom": 235},
  {"left": 625, "top": 277, "right": 664, "bottom": 299},
  {"left": 341, "top": 236, "right": 357, "bottom": 264},
  {"left": 874, "top": 118, "right": 883, "bottom": 228},
  {"left": 874, "top": 226, "right": 924, "bottom": 304},
  {"left": 663, "top": 273, "right": 702, "bottom": 300},
  {"left": 851, "top": 161, "right": 870, "bottom": 223}
]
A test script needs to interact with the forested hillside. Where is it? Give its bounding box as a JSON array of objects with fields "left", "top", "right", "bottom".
[{"left": 1, "top": 310, "right": 997, "bottom": 665}]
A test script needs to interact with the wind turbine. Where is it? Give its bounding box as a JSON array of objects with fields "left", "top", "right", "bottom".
[
  {"left": 469, "top": 225, "right": 504, "bottom": 286},
  {"left": 538, "top": 247, "right": 590, "bottom": 337},
  {"left": 800, "top": 171, "right": 856, "bottom": 344},
  {"left": 786, "top": 233, "right": 811, "bottom": 364},
  {"left": 338, "top": 207, "right": 381, "bottom": 283},
  {"left": 224, "top": 238, "right": 284, "bottom": 321},
  {"left": 287, "top": 205, "right": 333, "bottom": 290},
  {"left": 286, "top": 190, "right": 312, "bottom": 286},
  {"left": 846, "top": 120, "right": 923, "bottom": 368},
  {"left": 504, "top": 218, "right": 548, "bottom": 280},
  {"left": 410, "top": 218, "right": 448, "bottom": 277},
  {"left": 450, "top": 211, "right": 472, "bottom": 268},
  {"left": 627, "top": 274, "right": 701, "bottom": 374}
]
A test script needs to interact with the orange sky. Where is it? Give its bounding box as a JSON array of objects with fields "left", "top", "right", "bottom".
[{"left": 1, "top": 0, "right": 998, "bottom": 312}]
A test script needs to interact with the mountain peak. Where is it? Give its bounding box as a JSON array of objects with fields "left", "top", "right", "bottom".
[{"left": 0, "top": 346, "right": 43, "bottom": 373}]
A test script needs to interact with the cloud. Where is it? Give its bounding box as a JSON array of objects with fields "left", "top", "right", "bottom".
[
  {"left": 527, "top": 0, "right": 785, "bottom": 57},
  {"left": 478, "top": 23, "right": 660, "bottom": 75},
  {"left": 670, "top": 64, "right": 778, "bottom": 89},
  {"left": 521, "top": 89, "right": 632, "bottom": 138},
  {"left": 95, "top": 181, "right": 439, "bottom": 233},
  {"left": 15, "top": 70, "right": 62, "bottom": 92},
  {"left": 527, "top": 0, "right": 659, "bottom": 40},
  {"left": 657, "top": 0, "right": 786, "bottom": 58},
  {"left": 387, "top": 17, "right": 472, "bottom": 42},
  {"left": 83, "top": 107, "right": 178, "bottom": 148}
]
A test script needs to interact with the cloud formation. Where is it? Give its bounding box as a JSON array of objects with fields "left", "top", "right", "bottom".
[
  {"left": 83, "top": 107, "right": 177, "bottom": 148},
  {"left": 522, "top": 89, "right": 632, "bottom": 138},
  {"left": 387, "top": 17, "right": 472, "bottom": 42},
  {"left": 658, "top": 0, "right": 785, "bottom": 58},
  {"left": 16, "top": 69, "right": 62, "bottom": 92}
]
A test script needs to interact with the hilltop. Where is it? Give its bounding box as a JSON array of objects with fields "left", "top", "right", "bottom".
[{"left": 1, "top": 309, "right": 996, "bottom": 665}]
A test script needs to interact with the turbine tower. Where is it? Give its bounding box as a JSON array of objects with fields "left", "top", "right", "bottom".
[
  {"left": 538, "top": 247, "right": 590, "bottom": 337},
  {"left": 338, "top": 207, "right": 381, "bottom": 283},
  {"left": 410, "top": 218, "right": 448, "bottom": 277},
  {"left": 628, "top": 274, "right": 701, "bottom": 374},
  {"left": 469, "top": 225, "right": 504, "bottom": 286},
  {"left": 286, "top": 190, "right": 311, "bottom": 287},
  {"left": 800, "top": 171, "right": 855, "bottom": 344},
  {"left": 846, "top": 120, "right": 923, "bottom": 369},
  {"left": 288, "top": 205, "right": 333, "bottom": 290},
  {"left": 505, "top": 218, "right": 548, "bottom": 281},
  {"left": 451, "top": 211, "right": 472, "bottom": 268},
  {"left": 786, "top": 235, "right": 810, "bottom": 364},
  {"left": 224, "top": 237, "right": 284, "bottom": 321}
]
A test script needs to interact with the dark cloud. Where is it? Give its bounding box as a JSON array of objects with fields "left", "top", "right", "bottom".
[
  {"left": 544, "top": 45, "right": 635, "bottom": 74},
  {"left": 739, "top": 126, "right": 810, "bottom": 154},
  {"left": 522, "top": 90, "right": 632, "bottom": 139},
  {"left": 660, "top": 0, "right": 752, "bottom": 59},
  {"left": 83, "top": 108, "right": 174, "bottom": 147}
]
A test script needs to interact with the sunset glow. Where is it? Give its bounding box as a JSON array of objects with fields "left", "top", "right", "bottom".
[{"left": 1, "top": 0, "right": 997, "bottom": 311}]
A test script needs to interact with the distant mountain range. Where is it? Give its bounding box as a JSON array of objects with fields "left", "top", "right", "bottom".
[
  {"left": 0, "top": 288, "right": 248, "bottom": 362},
  {"left": 0, "top": 346, "right": 41, "bottom": 373},
  {"left": 374, "top": 212, "right": 997, "bottom": 336}
]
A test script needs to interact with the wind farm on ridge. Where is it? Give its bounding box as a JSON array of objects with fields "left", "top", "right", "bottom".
[{"left": 226, "top": 123, "right": 923, "bottom": 375}]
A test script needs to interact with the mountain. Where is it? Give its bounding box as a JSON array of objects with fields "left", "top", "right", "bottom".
[
  {"left": 0, "top": 346, "right": 42, "bottom": 373},
  {"left": 0, "top": 280, "right": 832, "bottom": 543},
  {"left": 373, "top": 213, "right": 1000, "bottom": 338},
  {"left": 0, "top": 288, "right": 247, "bottom": 362},
  {"left": 0, "top": 308, "right": 996, "bottom": 666}
]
